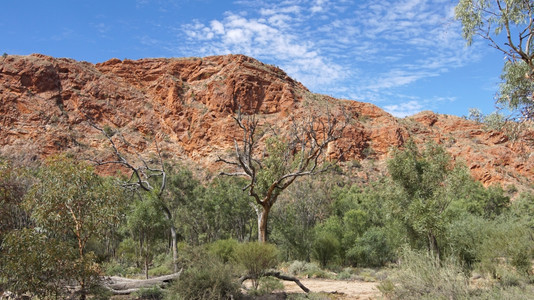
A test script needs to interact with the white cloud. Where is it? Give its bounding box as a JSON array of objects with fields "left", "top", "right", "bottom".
[
  {"left": 210, "top": 20, "right": 225, "bottom": 35},
  {"left": 384, "top": 100, "right": 424, "bottom": 117},
  {"left": 181, "top": 7, "right": 348, "bottom": 90},
  {"left": 176, "top": 0, "right": 481, "bottom": 114}
]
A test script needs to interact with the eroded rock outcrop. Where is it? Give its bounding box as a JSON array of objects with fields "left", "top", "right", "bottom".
[{"left": 1, "top": 54, "right": 532, "bottom": 191}]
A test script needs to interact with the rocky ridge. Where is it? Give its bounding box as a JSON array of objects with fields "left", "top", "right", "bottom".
[{"left": 0, "top": 54, "right": 532, "bottom": 192}]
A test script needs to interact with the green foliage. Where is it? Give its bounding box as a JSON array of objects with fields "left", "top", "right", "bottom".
[
  {"left": 346, "top": 227, "right": 394, "bottom": 267},
  {"left": 134, "top": 286, "right": 164, "bottom": 300},
  {"left": 0, "top": 159, "right": 31, "bottom": 242},
  {"left": 0, "top": 228, "right": 77, "bottom": 299},
  {"left": 498, "top": 56, "right": 534, "bottom": 119},
  {"left": 386, "top": 142, "right": 455, "bottom": 255},
  {"left": 254, "top": 136, "right": 296, "bottom": 200},
  {"left": 248, "top": 276, "right": 284, "bottom": 296},
  {"left": 23, "top": 155, "right": 126, "bottom": 294},
  {"left": 476, "top": 215, "right": 534, "bottom": 279},
  {"left": 467, "top": 108, "right": 484, "bottom": 123},
  {"left": 172, "top": 169, "right": 255, "bottom": 245},
  {"left": 271, "top": 175, "right": 337, "bottom": 261},
  {"left": 510, "top": 192, "right": 534, "bottom": 228},
  {"left": 443, "top": 213, "right": 488, "bottom": 269},
  {"left": 455, "top": 0, "right": 534, "bottom": 119},
  {"left": 207, "top": 238, "right": 239, "bottom": 263},
  {"left": 167, "top": 258, "right": 238, "bottom": 300},
  {"left": 125, "top": 195, "right": 169, "bottom": 278},
  {"left": 234, "top": 242, "right": 279, "bottom": 289},
  {"left": 287, "top": 260, "right": 330, "bottom": 278},
  {"left": 26, "top": 156, "right": 125, "bottom": 250},
  {"left": 312, "top": 232, "right": 341, "bottom": 268},
  {"left": 102, "top": 124, "right": 115, "bottom": 137},
  {"left": 194, "top": 177, "right": 255, "bottom": 243},
  {"left": 483, "top": 111, "right": 507, "bottom": 130},
  {"left": 380, "top": 248, "right": 470, "bottom": 300},
  {"left": 384, "top": 141, "right": 507, "bottom": 259}
]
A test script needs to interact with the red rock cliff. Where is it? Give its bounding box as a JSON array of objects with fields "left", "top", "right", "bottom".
[{"left": 0, "top": 54, "right": 532, "bottom": 192}]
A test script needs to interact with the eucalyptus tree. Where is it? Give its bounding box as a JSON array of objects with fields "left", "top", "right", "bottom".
[
  {"left": 90, "top": 123, "right": 181, "bottom": 272},
  {"left": 25, "top": 155, "right": 126, "bottom": 299},
  {"left": 456, "top": 0, "right": 534, "bottom": 120},
  {"left": 218, "top": 103, "right": 349, "bottom": 243}
]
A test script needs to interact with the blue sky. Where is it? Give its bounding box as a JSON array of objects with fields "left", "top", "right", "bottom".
[{"left": 1, "top": 0, "right": 506, "bottom": 117}]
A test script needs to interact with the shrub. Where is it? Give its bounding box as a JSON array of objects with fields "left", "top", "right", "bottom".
[
  {"left": 234, "top": 242, "right": 279, "bottom": 289},
  {"left": 207, "top": 238, "right": 238, "bottom": 263},
  {"left": 134, "top": 286, "right": 164, "bottom": 300},
  {"left": 288, "top": 260, "right": 307, "bottom": 275},
  {"left": 476, "top": 216, "right": 533, "bottom": 279},
  {"left": 346, "top": 227, "right": 394, "bottom": 267},
  {"left": 379, "top": 248, "right": 470, "bottom": 300},
  {"left": 103, "top": 260, "right": 127, "bottom": 276},
  {"left": 287, "top": 261, "right": 330, "bottom": 279},
  {"left": 88, "top": 285, "right": 113, "bottom": 300},
  {"left": 0, "top": 229, "right": 76, "bottom": 299},
  {"left": 312, "top": 232, "right": 340, "bottom": 268},
  {"left": 166, "top": 260, "right": 238, "bottom": 300},
  {"left": 443, "top": 213, "right": 488, "bottom": 270},
  {"left": 248, "top": 276, "right": 284, "bottom": 296}
]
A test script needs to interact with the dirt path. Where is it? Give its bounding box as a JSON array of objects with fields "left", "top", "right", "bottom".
[{"left": 283, "top": 278, "right": 380, "bottom": 299}]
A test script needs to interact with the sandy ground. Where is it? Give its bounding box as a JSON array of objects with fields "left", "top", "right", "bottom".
[{"left": 283, "top": 279, "right": 380, "bottom": 299}]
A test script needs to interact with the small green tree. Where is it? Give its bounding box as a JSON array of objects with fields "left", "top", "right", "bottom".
[
  {"left": 386, "top": 141, "right": 456, "bottom": 259},
  {"left": 235, "top": 242, "right": 279, "bottom": 289},
  {"left": 25, "top": 156, "right": 126, "bottom": 299},
  {"left": 125, "top": 195, "right": 168, "bottom": 279},
  {"left": 312, "top": 232, "right": 341, "bottom": 268}
]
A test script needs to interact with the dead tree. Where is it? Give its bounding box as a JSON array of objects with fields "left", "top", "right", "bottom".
[
  {"left": 89, "top": 123, "right": 179, "bottom": 273},
  {"left": 217, "top": 105, "right": 349, "bottom": 243}
]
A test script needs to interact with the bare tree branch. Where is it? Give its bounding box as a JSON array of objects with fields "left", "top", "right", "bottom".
[{"left": 217, "top": 102, "right": 351, "bottom": 242}]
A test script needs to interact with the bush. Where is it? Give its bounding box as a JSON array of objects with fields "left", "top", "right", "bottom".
[
  {"left": 346, "top": 227, "right": 394, "bottom": 267},
  {"left": 0, "top": 229, "right": 76, "bottom": 299},
  {"left": 287, "top": 261, "right": 330, "bottom": 279},
  {"left": 103, "top": 260, "right": 127, "bottom": 276},
  {"left": 134, "top": 286, "right": 164, "bottom": 300},
  {"left": 312, "top": 232, "right": 340, "bottom": 268},
  {"left": 476, "top": 216, "right": 534, "bottom": 279},
  {"left": 88, "top": 285, "right": 113, "bottom": 300},
  {"left": 207, "top": 238, "right": 238, "bottom": 263},
  {"left": 379, "top": 248, "right": 470, "bottom": 300},
  {"left": 248, "top": 276, "right": 284, "bottom": 296},
  {"left": 234, "top": 242, "right": 279, "bottom": 289},
  {"left": 443, "top": 214, "right": 488, "bottom": 270},
  {"left": 166, "top": 260, "right": 238, "bottom": 300}
]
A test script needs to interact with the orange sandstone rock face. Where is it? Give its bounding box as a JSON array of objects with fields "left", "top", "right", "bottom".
[{"left": 0, "top": 54, "right": 532, "bottom": 191}]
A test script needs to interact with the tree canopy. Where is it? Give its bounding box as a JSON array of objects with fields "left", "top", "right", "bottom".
[{"left": 456, "top": 0, "right": 534, "bottom": 120}]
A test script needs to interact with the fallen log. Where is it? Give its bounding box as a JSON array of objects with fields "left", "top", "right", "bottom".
[
  {"left": 102, "top": 270, "right": 182, "bottom": 295},
  {"left": 239, "top": 271, "right": 310, "bottom": 293}
]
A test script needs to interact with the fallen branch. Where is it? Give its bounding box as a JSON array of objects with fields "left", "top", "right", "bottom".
[
  {"left": 102, "top": 270, "right": 182, "bottom": 295},
  {"left": 239, "top": 271, "right": 310, "bottom": 293}
]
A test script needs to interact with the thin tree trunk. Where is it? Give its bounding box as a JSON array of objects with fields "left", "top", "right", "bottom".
[
  {"left": 170, "top": 225, "right": 178, "bottom": 272},
  {"left": 145, "top": 240, "right": 149, "bottom": 280},
  {"left": 162, "top": 206, "right": 178, "bottom": 272},
  {"left": 428, "top": 231, "right": 440, "bottom": 261},
  {"left": 258, "top": 205, "right": 270, "bottom": 243}
]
